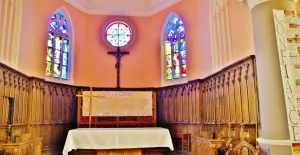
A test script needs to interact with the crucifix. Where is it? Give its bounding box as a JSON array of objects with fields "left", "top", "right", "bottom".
[
  {"left": 76, "top": 87, "right": 105, "bottom": 128},
  {"left": 107, "top": 46, "right": 130, "bottom": 88}
]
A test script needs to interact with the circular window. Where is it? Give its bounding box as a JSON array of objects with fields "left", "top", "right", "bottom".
[{"left": 103, "top": 20, "right": 135, "bottom": 49}]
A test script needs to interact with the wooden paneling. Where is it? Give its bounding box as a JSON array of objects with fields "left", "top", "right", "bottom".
[
  {"left": 0, "top": 63, "right": 77, "bottom": 154},
  {"left": 0, "top": 55, "right": 259, "bottom": 155},
  {"left": 157, "top": 55, "right": 259, "bottom": 154}
]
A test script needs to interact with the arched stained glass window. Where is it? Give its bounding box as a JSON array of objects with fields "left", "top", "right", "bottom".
[
  {"left": 103, "top": 20, "right": 134, "bottom": 49},
  {"left": 46, "top": 10, "right": 71, "bottom": 80},
  {"left": 163, "top": 13, "right": 187, "bottom": 80}
]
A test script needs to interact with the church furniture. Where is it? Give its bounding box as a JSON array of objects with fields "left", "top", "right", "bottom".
[
  {"left": 63, "top": 128, "right": 174, "bottom": 155},
  {"left": 0, "top": 55, "right": 260, "bottom": 155},
  {"left": 1, "top": 137, "right": 42, "bottom": 155},
  {"left": 225, "top": 127, "right": 260, "bottom": 155},
  {"left": 192, "top": 136, "right": 224, "bottom": 155},
  {"left": 0, "top": 63, "right": 77, "bottom": 154},
  {"left": 171, "top": 133, "right": 191, "bottom": 153},
  {"left": 156, "top": 55, "right": 259, "bottom": 154}
]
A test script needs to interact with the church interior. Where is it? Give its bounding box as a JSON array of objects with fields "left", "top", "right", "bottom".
[{"left": 1, "top": 0, "right": 300, "bottom": 154}]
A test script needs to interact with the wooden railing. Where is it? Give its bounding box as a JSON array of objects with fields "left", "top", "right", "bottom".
[{"left": 157, "top": 55, "right": 259, "bottom": 154}]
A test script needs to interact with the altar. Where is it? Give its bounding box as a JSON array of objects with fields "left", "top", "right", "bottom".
[{"left": 62, "top": 127, "right": 174, "bottom": 155}]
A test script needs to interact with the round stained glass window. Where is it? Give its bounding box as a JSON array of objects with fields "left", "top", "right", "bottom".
[{"left": 103, "top": 20, "right": 134, "bottom": 49}]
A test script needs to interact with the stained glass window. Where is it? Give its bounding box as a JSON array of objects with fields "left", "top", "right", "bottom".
[
  {"left": 104, "top": 21, "right": 133, "bottom": 48},
  {"left": 164, "top": 14, "right": 187, "bottom": 80},
  {"left": 46, "top": 10, "right": 70, "bottom": 80}
]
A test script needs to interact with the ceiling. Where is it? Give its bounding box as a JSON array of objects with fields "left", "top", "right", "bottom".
[{"left": 65, "top": 0, "right": 182, "bottom": 17}]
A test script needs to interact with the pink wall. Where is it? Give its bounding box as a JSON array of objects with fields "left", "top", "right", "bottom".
[
  {"left": 74, "top": 15, "right": 158, "bottom": 87},
  {"left": 19, "top": 0, "right": 159, "bottom": 87},
  {"left": 229, "top": 0, "right": 255, "bottom": 61},
  {"left": 18, "top": 0, "right": 255, "bottom": 87}
]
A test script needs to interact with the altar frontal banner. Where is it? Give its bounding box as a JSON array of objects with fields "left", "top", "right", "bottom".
[{"left": 82, "top": 91, "right": 153, "bottom": 116}]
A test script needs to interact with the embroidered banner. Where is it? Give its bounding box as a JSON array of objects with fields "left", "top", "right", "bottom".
[{"left": 82, "top": 91, "right": 153, "bottom": 116}]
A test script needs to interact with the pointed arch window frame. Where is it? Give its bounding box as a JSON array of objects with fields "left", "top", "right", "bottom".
[
  {"left": 161, "top": 12, "right": 188, "bottom": 86},
  {"left": 45, "top": 7, "right": 74, "bottom": 85}
]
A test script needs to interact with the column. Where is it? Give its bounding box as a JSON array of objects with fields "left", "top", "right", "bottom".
[{"left": 243, "top": 0, "right": 296, "bottom": 154}]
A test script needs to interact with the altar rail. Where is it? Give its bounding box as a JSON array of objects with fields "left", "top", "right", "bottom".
[
  {"left": 0, "top": 63, "right": 77, "bottom": 154},
  {"left": 157, "top": 55, "right": 259, "bottom": 154}
]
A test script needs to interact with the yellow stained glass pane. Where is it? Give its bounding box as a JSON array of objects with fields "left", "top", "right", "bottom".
[
  {"left": 53, "top": 64, "right": 60, "bottom": 78},
  {"left": 46, "top": 62, "right": 52, "bottom": 76},
  {"left": 47, "top": 48, "right": 53, "bottom": 62},
  {"left": 165, "top": 41, "right": 171, "bottom": 55}
]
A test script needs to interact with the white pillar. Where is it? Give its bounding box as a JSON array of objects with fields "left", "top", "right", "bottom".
[{"left": 242, "top": 0, "right": 296, "bottom": 154}]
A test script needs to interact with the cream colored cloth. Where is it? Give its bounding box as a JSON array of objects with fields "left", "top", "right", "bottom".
[{"left": 62, "top": 127, "right": 174, "bottom": 155}]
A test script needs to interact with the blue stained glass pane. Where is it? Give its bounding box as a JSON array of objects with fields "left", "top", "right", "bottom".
[
  {"left": 177, "top": 26, "right": 185, "bottom": 33},
  {"left": 168, "top": 29, "right": 174, "bottom": 37},
  {"left": 51, "top": 15, "right": 56, "bottom": 20},
  {"left": 179, "top": 19, "right": 183, "bottom": 24},
  {"left": 57, "top": 12, "right": 64, "bottom": 19},
  {"left": 62, "top": 25, "right": 68, "bottom": 34},
  {"left": 180, "top": 39, "right": 186, "bottom": 51},
  {"left": 173, "top": 66, "right": 180, "bottom": 79},
  {"left": 172, "top": 17, "right": 178, "bottom": 24},
  {"left": 181, "top": 58, "right": 186, "bottom": 65},
  {"left": 51, "top": 21, "right": 58, "bottom": 29},
  {"left": 63, "top": 52, "right": 68, "bottom": 66},
  {"left": 62, "top": 66, "right": 68, "bottom": 80},
  {"left": 63, "top": 39, "right": 69, "bottom": 52},
  {"left": 64, "top": 20, "right": 68, "bottom": 25},
  {"left": 48, "top": 33, "right": 53, "bottom": 47},
  {"left": 173, "top": 42, "right": 178, "bottom": 52},
  {"left": 180, "top": 33, "right": 185, "bottom": 38}
]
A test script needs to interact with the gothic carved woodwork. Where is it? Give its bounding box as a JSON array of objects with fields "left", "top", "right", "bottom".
[
  {"left": 0, "top": 63, "right": 77, "bottom": 154},
  {"left": 157, "top": 55, "right": 259, "bottom": 154},
  {"left": 0, "top": 55, "right": 259, "bottom": 155}
]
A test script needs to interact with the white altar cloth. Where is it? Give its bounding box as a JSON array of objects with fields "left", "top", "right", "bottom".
[{"left": 62, "top": 127, "right": 174, "bottom": 155}]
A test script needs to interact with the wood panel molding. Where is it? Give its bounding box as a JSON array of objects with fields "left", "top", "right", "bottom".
[
  {"left": 0, "top": 55, "right": 258, "bottom": 155},
  {"left": 157, "top": 55, "right": 259, "bottom": 154}
]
